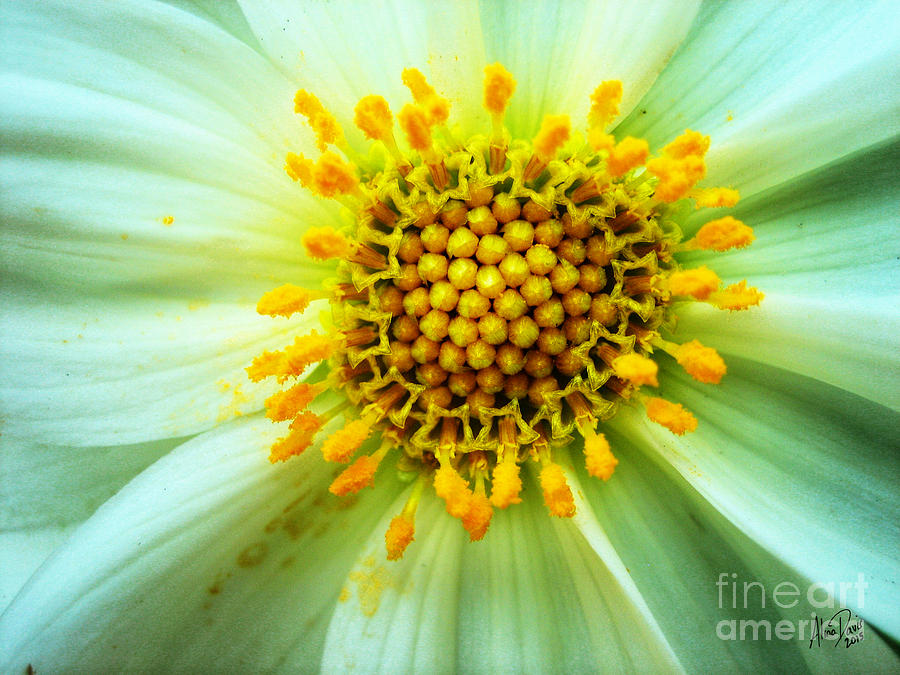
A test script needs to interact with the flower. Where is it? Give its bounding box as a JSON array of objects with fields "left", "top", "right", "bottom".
[{"left": 1, "top": 1, "right": 898, "bottom": 672}]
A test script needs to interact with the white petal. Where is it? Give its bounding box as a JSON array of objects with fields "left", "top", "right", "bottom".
[
  {"left": 623, "top": 358, "right": 900, "bottom": 640},
  {"left": 0, "top": 291, "right": 325, "bottom": 446},
  {"left": 618, "top": 1, "right": 900, "bottom": 196},
  {"left": 0, "top": 414, "right": 407, "bottom": 672},
  {"left": 481, "top": 0, "right": 700, "bottom": 137},
  {"left": 0, "top": 526, "right": 76, "bottom": 616}
]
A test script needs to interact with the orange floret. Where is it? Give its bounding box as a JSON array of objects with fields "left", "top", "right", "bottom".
[
  {"left": 539, "top": 463, "right": 576, "bottom": 518},
  {"left": 385, "top": 515, "right": 415, "bottom": 561},
  {"left": 489, "top": 460, "right": 523, "bottom": 508},
  {"left": 674, "top": 340, "right": 727, "bottom": 384},
  {"left": 711, "top": 281, "right": 764, "bottom": 310},
  {"left": 612, "top": 352, "right": 659, "bottom": 387},
  {"left": 321, "top": 418, "right": 372, "bottom": 463},
  {"left": 256, "top": 284, "right": 314, "bottom": 318},
  {"left": 433, "top": 464, "right": 473, "bottom": 518},
  {"left": 483, "top": 63, "right": 516, "bottom": 116},
  {"left": 398, "top": 103, "right": 433, "bottom": 152},
  {"left": 588, "top": 80, "right": 623, "bottom": 129},
  {"left": 329, "top": 454, "right": 381, "bottom": 495},
  {"left": 269, "top": 412, "right": 322, "bottom": 463},
  {"left": 668, "top": 266, "right": 721, "bottom": 300},
  {"left": 302, "top": 226, "right": 351, "bottom": 260},
  {"left": 693, "top": 216, "right": 755, "bottom": 251},
  {"left": 461, "top": 493, "right": 493, "bottom": 541},
  {"left": 606, "top": 136, "right": 649, "bottom": 177},
  {"left": 693, "top": 187, "right": 740, "bottom": 209},
  {"left": 264, "top": 382, "right": 320, "bottom": 422},
  {"left": 584, "top": 432, "right": 618, "bottom": 481},
  {"left": 354, "top": 95, "right": 393, "bottom": 141},
  {"left": 645, "top": 397, "right": 698, "bottom": 435},
  {"left": 533, "top": 115, "right": 571, "bottom": 161}
]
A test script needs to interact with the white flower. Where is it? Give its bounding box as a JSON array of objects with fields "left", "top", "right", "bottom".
[{"left": 1, "top": 1, "right": 898, "bottom": 672}]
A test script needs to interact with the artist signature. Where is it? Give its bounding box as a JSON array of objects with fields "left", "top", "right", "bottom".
[{"left": 809, "top": 608, "right": 865, "bottom": 649}]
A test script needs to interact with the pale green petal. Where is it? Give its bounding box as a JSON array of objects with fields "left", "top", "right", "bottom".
[
  {"left": 480, "top": 0, "right": 700, "bottom": 138},
  {"left": 0, "top": 526, "right": 77, "bottom": 616},
  {"left": 618, "top": 358, "right": 900, "bottom": 640},
  {"left": 618, "top": 1, "right": 900, "bottom": 196},
  {"left": 0, "top": 415, "right": 407, "bottom": 672}
]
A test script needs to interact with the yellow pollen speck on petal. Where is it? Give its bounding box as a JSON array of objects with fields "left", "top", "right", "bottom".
[
  {"left": 269, "top": 412, "right": 322, "bottom": 462},
  {"left": 584, "top": 432, "right": 617, "bottom": 481},
  {"left": 385, "top": 515, "right": 415, "bottom": 561},
  {"left": 612, "top": 352, "right": 659, "bottom": 387},
  {"left": 161, "top": 215, "right": 174, "bottom": 226},
  {"left": 461, "top": 493, "right": 493, "bottom": 541},
  {"left": 668, "top": 266, "right": 721, "bottom": 299},
  {"left": 489, "top": 461, "right": 522, "bottom": 508},
  {"left": 540, "top": 463, "right": 576, "bottom": 518},
  {"left": 330, "top": 454, "right": 381, "bottom": 495},
  {"left": 265, "top": 382, "right": 320, "bottom": 422},
  {"left": 606, "top": 137, "right": 649, "bottom": 177},
  {"left": 483, "top": 63, "right": 516, "bottom": 116},
  {"left": 321, "top": 418, "right": 372, "bottom": 463},
  {"left": 398, "top": 104, "right": 433, "bottom": 152},
  {"left": 693, "top": 188, "right": 740, "bottom": 209},
  {"left": 674, "top": 340, "right": 727, "bottom": 384},
  {"left": 434, "top": 464, "right": 472, "bottom": 519},
  {"left": 302, "top": 226, "right": 351, "bottom": 260},
  {"left": 662, "top": 129, "right": 710, "bottom": 159},
  {"left": 588, "top": 80, "right": 623, "bottom": 129},
  {"left": 693, "top": 216, "right": 755, "bottom": 251},
  {"left": 354, "top": 95, "right": 394, "bottom": 141},
  {"left": 711, "top": 280, "right": 764, "bottom": 311},
  {"left": 256, "top": 284, "right": 314, "bottom": 318},
  {"left": 533, "top": 115, "right": 571, "bottom": 161},
  {"left": 645, "top": 397, "right": 698, "bottom": 435}
]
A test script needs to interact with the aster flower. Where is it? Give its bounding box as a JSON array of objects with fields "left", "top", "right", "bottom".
[{"left": 1, "top": 0, "right": 898, "bottom": 672}]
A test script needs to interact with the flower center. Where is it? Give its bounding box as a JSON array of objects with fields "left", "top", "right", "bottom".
[{"left": 248, "top": 64, "right": 762, "bottom": 560}]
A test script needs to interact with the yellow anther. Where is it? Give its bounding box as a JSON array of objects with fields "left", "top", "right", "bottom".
[
  {"left": 246, "top": 349, "right": 287, "bottom": 383},
  {"left": 668, "top": 265, "right": 721, "bottom": 300},
  {"left": 489, "top": 460, "right": 522, "bottom": 508},
  {"left": 533, "top": 115, "right": 571, "bottom": 161},
  {"left": 662, "top": 129, "right": 710, "bottom": 159},
  {"left": 268, "top": 412, "right": 322, "bottom": 463},
  {"left": 293, "top": 89, "right": 343, "bottom": 151},
  {"left": 692, "top": 216, "right": 755, "bottom": 251},
  {"left": 321, "top": 418, "right": 372, "bottom": 463},
  {"left": 583, "top": 430, "right": 618, "bottom": 481},
  {"left": 433, "top": 463, "right": 473, "bottom": 519},
  {"left": 401, "top": 68, "right": 449, "bottom": 126},
  {"left": 385, "top": 515, "right": 415, "bottom": 561},
  {"left": 398, "top": 103, "right": 433, "bottom": 152},
  {"left": 354, "top": 95, "right": 393, "bottom": 141},
  {"left": 588, "top": 80, "right": 623, "bottom": 130},
  {"left": 264, "top": 382, "right": 321, "bottom": 422},
  {"left": 329, "top": 454, "right": 381, "bottom": 496},
  {"left": 256, "top": 283, "right": 314, "bottom": 318},
  {"left": 483, "top": 63, "right": 516, "bottom": 117},
  {"left": 540, "top": 462, "right": 576, "bottom": 517},
  {"left": 674, "top": 340, "right": 727, "bottom": 384},
  {"left": 647, "top": 154, "right": 707, "bottom": 203},
  {"left": 692, "top": 187, "right": 740, "bottom": 209},
  {"left": 302, "top": 226, "right": 351, "bottom": 261},
  {"left": 588, "top": 129, "right": 615, "bottom": 154},
  {"left": 645, "top": 397, "right": 698, "bottom": 435},
  {"left": 461, "top": 493, "right": 493, "bottom": 541},
  {"left": 711, "top": 281, "right": 764, "bottom": 310},
  {"left": 311, "top": 152, "right": 359, "bottom": 198},
  {"left": 284, "top": 331, "right": 335, "bottom": 376},
  {"left": 606, "top": 136, "right": 649, "bottom": 177},
  {"left": 612, "top": 352, "right": 659, "bottom": 387},
  {"left": 285, "top": 152, "right": 314, "bottom": 186}
]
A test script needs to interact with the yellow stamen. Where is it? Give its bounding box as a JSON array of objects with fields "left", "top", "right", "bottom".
[
  {"left": 540, "top": 462, "right": 576, "bottom": 518},
  {"left": 674, "top": 339, "right": 727, "bottom": 384},
  {"left": 606, "top": 136, "right": 649, "bottom": 177},
  {"left": 483, "top": 62, "right": 516, "bottom": 117},
  {"left": 490, "top": 460, "right": 522, "bottom": 508},
  {"left": 353, "top": 95, "right": 394, "bottom": 141},
  {"left": 269, "top": 411, "right": 322, "bottom": 463},
  {"left": 329, "top": 453, "right": 381, "bottom": 495},
  {"left": 256, "top": 284, "right": 316, "bottom": 318},
  {"left": 285, "top": 152, "right": 314, "bottom": 186},
  {"left": 398, "top": 103, "right": 434, "bottom": 153},
  {"left": 668, "top": 266, "right": 721, "bottom": 300},
  {"left": 293, "top": 89, "right": 343, "bottom": 152},
  {"left": 588, "top": 80, "right": 623, "bottom": 131},
  {"left": 612, "top": 352, "right": 659, "bottom": 387},
  {"left": 662, "top": 129, "right": 710, "bottom": 159},
  {"left": 647, "top": 154, "right": 707, "bottom": 203},
  {"left": 264, "top": 382, "right": 322, "bottom": 422},
  {"left": 302, "top": 226, "right": 351, "bottom": 261},
  {"left": 692, "top": 187, "right": 740, "bottom": 209},
  {"left": 310, "top": 152, "right": 359, "bottom": 198},
  {"left": 433, "top": 463, "right": 473, "bottom": 519},
  {"left": 321, "top": 418, "right": 372, "bottom": 463},
  {"left": 401, "top": 68, "right": 450, "bottom": 127},
  {"left": 645, "top": 397, "right": 698, "bottom": 435},
  {"left": 461, "top": 492, "right": 493, "bottom": 541},
  {"left": 385, "top": 515, "right": 415, "bottom": 561},
  {"left": 583, "top": 429, "right": 618, "bottom": 481},
  {"left": 711, "top": 281, "right": 764, "bottom": 310},
  {"left": 533, "top": 114, "right": 571, "bottom": 162},
  {"left": 690, "top": 216, "right": 755, "bottom": 251}
]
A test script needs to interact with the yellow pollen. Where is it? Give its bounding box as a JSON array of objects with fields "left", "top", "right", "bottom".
[
  {"left": 321, "top": 418, "right": 372, "bottom": 463},
  {"left": 310, "top": 152, "right": 358, "bottom": 198},
  {"left": 354, "top": 95, "right": 394, "bottom": 141},
  {"left": 588, "top": 80, "right": 623, "bottom": 130},
  {"left": 269, "top": 412, "right": 321, "bottom": 463},
  {"left": 606, "top": 136, "right": 650, "bottom": 177},
  {"left": 662, "top": 129, "right": 710, "bottom": 159},
  {"left": 645, "top": 397, "right": 698, "bottom": 435},
  {"left": 483, "top": 63, "right": 516, "bottom": 116},
  {"left": 401, "top": 68, "right": 450, "bottom": 127},
  {"left": 256, "top": 283, "right": 314, "bottom": 318},
  {"left": 434, "top": 464, "right": 473, "bottom": 519},
  {"left": 583, "top": 431, "right": 617, "bottom": 481},
  {"left": 246, "top": 349, "right": 287, "bottom": 383},
  {"left": 283, "top": 331, "right": 335, "bottom": 376},
  {"left": 692, "top": 216, "right": 755, "bottom": 251},
  {"left": 489, "top": 460, "right": 523, "bottom": 508},
  {"left": 647, "top": 154, "right": 707, "bottom": 203},
  {"left": 711, "top": 280, "right": 765, "bottom": 310},
  {"left": 293, "top": 90, "right": 343, "bottom": 151},
  {"left": 674, "top": 340, "right": 727, "bottom": 384},
  {"left": 588, "top": 129, "right": 616, "bottom": 154},
  {"left": 285, "top": 152, "right": 314, "bottom": 186},
  {"left": 302, "top": 226, "right": 351, "bottom": 261},
  {"left": 264, "top": 382, "right": 321, "bottom": 422},
  {"left": 692, "top": 187, "right": 740, "bottom": 209},
  {"left": 461, "top": 493, "right": 493, "bottom": 541},
  {"left": 329, "top": 454, "right": 381, "bottom": 496},
  {"left": 668, "top": 266, "right": 721, "bottom": 299},
  {"left": 612, "top": 352, "right": 659, "bottom": 387},
  {"left": 540, "top": 463, "right": 576, "bottom": 518},
  {"left": 533, "top": 115, "right": 571, "bottom": 161},
  {"left": 398, "top": 104, "right": 434, "bottom": 152},
  {"left": 385, "top": 515, "right": 415, "bottom": 561}
]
